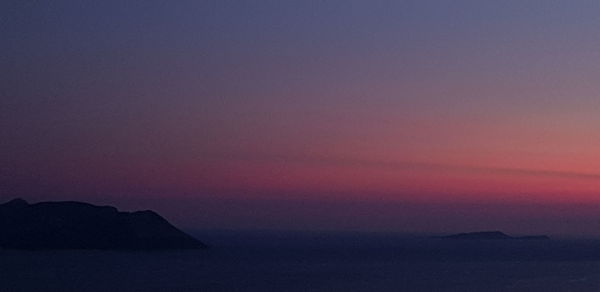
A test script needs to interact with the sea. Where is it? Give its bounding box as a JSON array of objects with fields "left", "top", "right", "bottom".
[{"left": 1, "top": 230, "right": 599, "bottom": 291}]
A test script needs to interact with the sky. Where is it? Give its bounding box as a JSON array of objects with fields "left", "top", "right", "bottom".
[{"left": 2, "top": 0, "right": 600, "bottom": 236}]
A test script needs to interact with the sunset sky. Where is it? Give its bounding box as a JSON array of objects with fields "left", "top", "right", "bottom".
[{"left": 2, "top": 0, "right": 600, "bottom": 236}]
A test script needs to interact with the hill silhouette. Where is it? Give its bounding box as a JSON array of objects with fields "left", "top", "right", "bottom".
[{"left": 0, "top": 198, "right": 207, "bottom": 250}]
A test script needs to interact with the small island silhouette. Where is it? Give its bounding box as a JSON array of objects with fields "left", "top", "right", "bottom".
[
  {"left": 0, "top": 198, "right": 207, "bottom": 250},
  {"left": 439, "top": 231, "right": 550, "bottom": 240}
]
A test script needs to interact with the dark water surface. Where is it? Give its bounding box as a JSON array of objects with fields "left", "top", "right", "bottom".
[{"left": 1, "top": 231, "right": 600, "bottom": 291}]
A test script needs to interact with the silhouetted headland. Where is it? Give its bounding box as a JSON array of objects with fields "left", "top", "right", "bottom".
[
  {"left": 439, "top": 231, "right": 550, "bottom": 240},
  {"left": 0, "top": 198, "right": 207, "bottom": 250}
]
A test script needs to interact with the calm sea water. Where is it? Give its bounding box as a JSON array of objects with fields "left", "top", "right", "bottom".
[{"left": 1, "top": 231, "right": 599, "bottom": 291}]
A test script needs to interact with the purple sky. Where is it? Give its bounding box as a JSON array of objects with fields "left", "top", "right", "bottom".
[{"left": 2, "top": 0, "right": 600, "bottom": 236}]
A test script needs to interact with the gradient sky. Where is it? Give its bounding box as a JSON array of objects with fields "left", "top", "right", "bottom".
[{"left": 2, "top": 0, "right": 600, "bottom": 236}]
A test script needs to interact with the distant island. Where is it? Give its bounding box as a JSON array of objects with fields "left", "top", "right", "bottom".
[
  {"left": 438, "top": 231, "right": 550, "bottom": 240},
  {"left": 0, "top": 198, "right": 207, "bottom": 250}
]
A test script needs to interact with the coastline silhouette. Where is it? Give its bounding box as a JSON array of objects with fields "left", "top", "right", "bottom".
[{"left": 0, "top": 198, "right": 206, "bottom": 250}]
